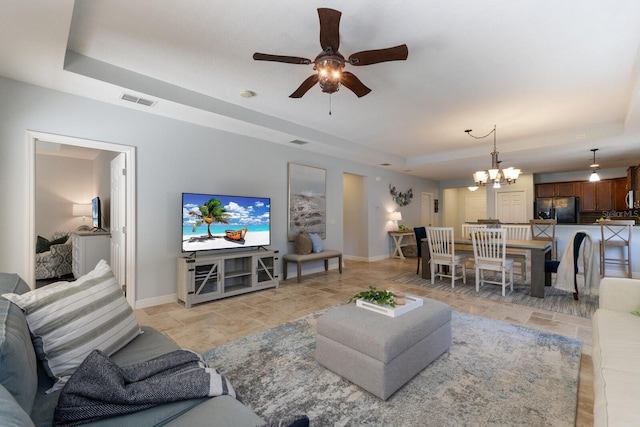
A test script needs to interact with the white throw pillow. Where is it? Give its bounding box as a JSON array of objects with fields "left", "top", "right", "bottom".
[{"left": 2, "top": 260, "right": 141, "bottom": 392}]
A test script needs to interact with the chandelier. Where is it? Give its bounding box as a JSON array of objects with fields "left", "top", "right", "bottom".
[{"left": 465, "top": 125, "right": 521, "bottom": 189}]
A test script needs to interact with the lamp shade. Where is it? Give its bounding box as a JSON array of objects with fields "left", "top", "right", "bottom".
[
  {"left": 388, "top": 211, "right": 402, "bottom": 221},
  {"left": 589, "top": 170, "right": 600, "bottom": 182},
  {"left": 72, "top": 203, "right": 92, "bottom": 217}
]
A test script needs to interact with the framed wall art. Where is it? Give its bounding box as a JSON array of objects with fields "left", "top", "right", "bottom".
[{"left": 288, "top": 163, "right": 326, "bottom": 241}]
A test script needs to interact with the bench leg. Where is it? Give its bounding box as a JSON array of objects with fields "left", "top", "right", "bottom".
[
  {"left": 324, "top": 259, "right": 329, "bottom": 272},
  {"left": 283, "top": 259, "right": 288, "bottom": 281},
  {"left": 296, "top": 263, "right": 302, "bottom": 283},
  {"left": 338, "top": 255, "right": 343, "bottom": 274}
]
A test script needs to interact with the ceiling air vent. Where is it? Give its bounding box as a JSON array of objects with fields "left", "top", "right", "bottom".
[
  {"left": 120, "top": 93, "right": 157, "bottom": 107},
  {"left": 289, "top": 139, "right": 309, "bottom": 145}
]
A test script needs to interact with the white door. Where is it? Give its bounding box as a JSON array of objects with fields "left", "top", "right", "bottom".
[
  {"left": 421, "top": 192, "right": 433, "bottom": 226},
  {"left": 110, "top": 154, "right": 126, "bottom": 288},
  {"left": 495, "top": 190, "right": 527, "bottom": 223},
  {"left": 465, "top": 195, "right": 487, "bottom": 222}
]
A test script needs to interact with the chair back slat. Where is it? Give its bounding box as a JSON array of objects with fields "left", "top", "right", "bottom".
[
  {"left": 471, "top": 228, "right": 507, "bottom": 262},
  {"left": 502, "top": 225, "right": 531, "bottom": 241},
  {"left": 426, "top": 227, "right": 455, "bottom": 258},
  {"left": 462, "top": 223, "right": 486, "bottom": 238}
]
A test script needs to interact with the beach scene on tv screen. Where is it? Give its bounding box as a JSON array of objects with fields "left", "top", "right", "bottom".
[{"left": 182, "top": 193, "right": 270, "bottom": 251}]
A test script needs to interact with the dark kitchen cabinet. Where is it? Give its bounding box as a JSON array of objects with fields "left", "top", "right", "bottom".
[
  {"left": 536, "top": 183, "right": 555, "bottom": 198},
  {"left": 535, "top": 182, "right": 578, "bottom": 198},
  {"left": 535, "top": 177, "right": 627, "bottom": 212},
  {"left": 613, "top": 178, "right": 629, "bottom": 210},
  {"left": 556, "top": 182, "right": 578, "bottom": 197},
  {"left": 580, "top": 182, "right": 597, "bottom": 211},
  {"left": 580, "top": 180, "right": 613, "bottom": 211}
]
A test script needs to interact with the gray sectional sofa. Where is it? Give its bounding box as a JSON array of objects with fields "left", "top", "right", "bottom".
[{"left": 0, "top": 272, "right": 266, "bottom": 426}]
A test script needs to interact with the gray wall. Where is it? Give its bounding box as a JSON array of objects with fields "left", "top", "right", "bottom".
[{"left": 0, "top": 76, "right": 437, "bottom": 304}]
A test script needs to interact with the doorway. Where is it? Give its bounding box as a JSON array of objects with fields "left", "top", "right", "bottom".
[
  {"left": 26, "top": 131, "right": 137, "bottom": 307},
  {"left": 421, "top": 192, "right": 433, "bottom": 227},
  {"left": 343, "top": 173, "right": 368, "bottom": 260}
]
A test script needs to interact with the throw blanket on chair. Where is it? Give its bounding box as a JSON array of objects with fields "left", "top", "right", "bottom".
[
  {"left": 555, "top": 230, "right": 600, "bottom": 296},
  {"left": 54, "top": 349, "right": 235, "bottom": 426}
]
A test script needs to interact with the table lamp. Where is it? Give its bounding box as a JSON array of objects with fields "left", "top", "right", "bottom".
[{"left": 388, "top": 211, "right": 402, "bottom": 230}]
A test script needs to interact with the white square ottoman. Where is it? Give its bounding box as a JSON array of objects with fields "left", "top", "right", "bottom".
[{"left": 315, "top": 297, "right": 451, "bottom": 400}]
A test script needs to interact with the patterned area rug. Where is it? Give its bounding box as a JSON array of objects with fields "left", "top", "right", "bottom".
[
  {"left": 203, "top": 310, "right": 582, "bottom": 426},
  {"left": 388, "top": 270, "right": 598, "bottom": 318}
]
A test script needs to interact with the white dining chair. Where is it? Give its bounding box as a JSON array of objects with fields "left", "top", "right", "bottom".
[
  {"left": 460, "top": 223, "right": 486, "bottom": 267},
  {"left": 461, "top": 223, "right": 486, "bottom": 238},
  {"left": 501, "top": 224, "right": 531, "bottom": 282},
  {"left": 426, "top": 227, "right": 467, "bottom": 288},
  {"left": 471, "top": 228, "right": 514, "bottom": 296}
]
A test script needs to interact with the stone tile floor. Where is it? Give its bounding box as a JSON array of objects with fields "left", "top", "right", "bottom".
[{"left": 136, "top": 257, "right": 594, "bottom": 426}]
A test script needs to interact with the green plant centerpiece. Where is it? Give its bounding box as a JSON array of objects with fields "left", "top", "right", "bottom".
[{"left": 348, "top": 286, "right": 396, "bottom": 307}]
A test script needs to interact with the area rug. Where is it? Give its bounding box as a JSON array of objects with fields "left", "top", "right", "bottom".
[
  {"left": 387, "top": 270, "right": 598, "bottom": 318},
  {"left": 203, "top": 310, "right": 582, "bottom": 426}
]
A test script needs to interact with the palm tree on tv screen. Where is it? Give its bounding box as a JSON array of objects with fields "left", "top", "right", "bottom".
[{"left": 189, "top": 198, "right": 229, "bottom": 237}]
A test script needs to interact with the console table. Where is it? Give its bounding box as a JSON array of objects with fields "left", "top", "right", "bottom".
[
  {"left": 177, "top": 249, "right": 279, "bottom": 308},
  {"left": 389, "top": 231, "right": 414, "bottom": 259}
]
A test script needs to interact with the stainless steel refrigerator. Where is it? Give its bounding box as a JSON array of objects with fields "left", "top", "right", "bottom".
[{"left": 534, "top": 197, "right": 580, "bottom": 224}]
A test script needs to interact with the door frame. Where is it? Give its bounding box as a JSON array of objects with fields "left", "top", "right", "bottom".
[
  {"left": 26, "top": 131, "right": 137, "bottom": 307},
  {"left": 421, "top": 192, "right": 433, "bottom": 227}
]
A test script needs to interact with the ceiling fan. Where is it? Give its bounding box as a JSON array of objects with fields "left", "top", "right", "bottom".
[{"left": 253, "top": 8, "right": 408, "bottom": 98}]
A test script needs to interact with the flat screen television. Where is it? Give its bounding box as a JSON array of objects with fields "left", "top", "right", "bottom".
[
  {"left": 182, "top": 193, "right": 271, "bottom": 252},
  {"left": 91, "top": 196, "right": 102, "bottom": 229}
]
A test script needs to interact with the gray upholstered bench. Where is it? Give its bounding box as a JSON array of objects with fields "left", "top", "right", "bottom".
[
  {"left": 282, "top": 249, "right": 342, "bottom": 283},
  {"left": 316, "top": 298, "right": 451, "bottom": 400}
]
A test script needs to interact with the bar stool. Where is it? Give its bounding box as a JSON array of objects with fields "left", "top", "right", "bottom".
[
  {"left": 600, "top": 220, "right": 634, "bottom": 278},
  {"left": 530, "top": 219, "right": 557, "bottom": 260}
]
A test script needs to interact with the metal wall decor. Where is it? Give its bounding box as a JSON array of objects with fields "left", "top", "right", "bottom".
[{"left": 389, "top": 184, "right": 413, "bottom": 206}]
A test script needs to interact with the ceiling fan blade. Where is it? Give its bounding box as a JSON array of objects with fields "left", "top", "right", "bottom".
[
  {"left": 289, "top": 75, "right": 319, "bottom": 98},
  {"left": 318, "top": 8, "right": 341, "bottom": 52},
  {"left": 340, "top": 71, "right": 371, "bottom": 98},
  {"left": 253, "top": 53, "right": 311, "bottom": 65},
  {"left": 348, "top": 44, "right": 409, "bottom": 66}
]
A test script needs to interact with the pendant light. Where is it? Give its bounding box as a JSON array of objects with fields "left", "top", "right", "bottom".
[{"left": 589, "top": 148, "right": 600, "bottom": 182}]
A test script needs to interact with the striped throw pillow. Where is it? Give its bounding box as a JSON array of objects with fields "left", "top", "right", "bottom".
[{"left": 2, "top": 260, "right": 141, "bottom": 391}]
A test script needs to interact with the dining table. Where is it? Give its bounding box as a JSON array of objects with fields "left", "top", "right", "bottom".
[{"left": 420, "top": 238, "right": 553, "bottom": 298}]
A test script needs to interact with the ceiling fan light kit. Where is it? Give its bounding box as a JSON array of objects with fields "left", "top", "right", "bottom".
[
  {"left": 466, "top": 125, "right": 521, "bottom": 188},
  {"left": 252, "top": 8, "right": 408, "bottom": 98}
]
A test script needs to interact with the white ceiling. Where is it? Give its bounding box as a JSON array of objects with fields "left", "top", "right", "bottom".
[{"left": 3, "top": 0, "right": 640, "bottom": 182}]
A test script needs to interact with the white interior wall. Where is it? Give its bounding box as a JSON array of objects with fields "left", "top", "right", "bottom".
[
  {"left": 35, "top": 154, "right": 95, "bottom": 238},
  {"left": 0, "top": 76, "right": 437, "bottom": 304}
]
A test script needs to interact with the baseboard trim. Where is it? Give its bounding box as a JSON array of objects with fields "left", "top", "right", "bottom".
[{"left": 135, "top": 293, "right": 177, "bottom": 309}]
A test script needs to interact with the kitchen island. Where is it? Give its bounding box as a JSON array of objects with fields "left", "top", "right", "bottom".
[{"left": 553, "top": 223, "right": 638, "bottom": 278}]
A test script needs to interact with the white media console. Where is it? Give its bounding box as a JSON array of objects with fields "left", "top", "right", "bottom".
[{"left": 176, "top": 249, "right": 279, "bottom": 308}]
